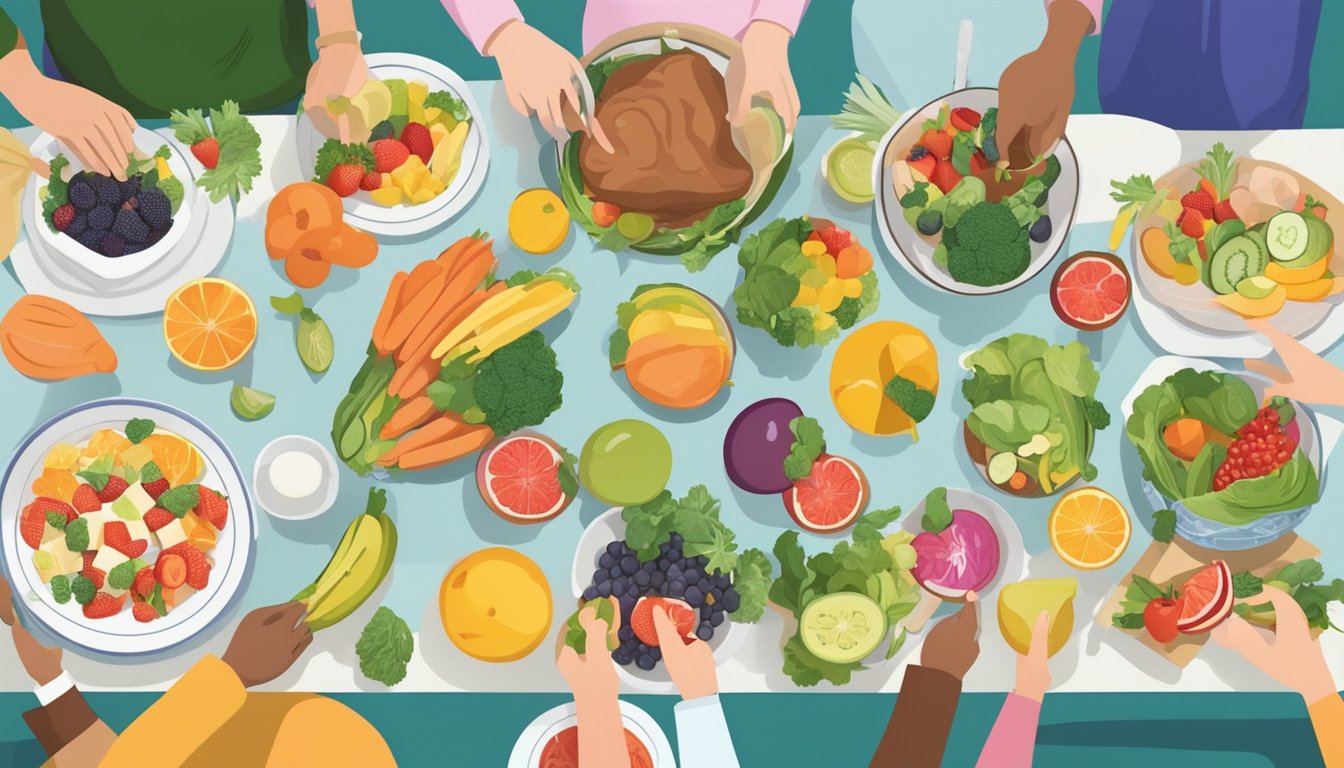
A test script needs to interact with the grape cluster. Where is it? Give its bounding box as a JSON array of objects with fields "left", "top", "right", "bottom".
[{"left": 583, "top": 533, "right": 740, "bottom": 671}]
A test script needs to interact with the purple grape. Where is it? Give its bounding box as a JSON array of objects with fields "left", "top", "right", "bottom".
[
  {"left": 650, "top": 572, "right": 665, "bottom": 588},
  {"left": 686, "top": 586, "right": 704, "bottom": 606},
  {"left": 608, "top": 566, "right": 623, "bottom": 580},
  {"left": 599, "top": 553, "right": 616, "bottom": 569},
  {"left": 635, "top": 571, "right": 650, "bottom": 588},
  {"left": 596, "top": 580, "right": 612, "bottom": 596},
  {"left": 620, "top": 556, "right": 639, "bottom": 574},
  {"left": 636, "top": 654, "right": 655, "bottom": 670},
  {"left": 618, "top": 626, "right": 633, "bottom": 642},
  {"left": 619, "top": 596, "right": 636, "bottom": 615},
  {"left": 583, "top": 586, "right": 599, "bottom": 601},
  {"left": 607, "top": 541, "right": 624, "bottom": 556},
  {"left": 722, "top": 589, "right": 740, "bottom": 613},
  {"left": 668, "top": 580, "right": 686, "bottom": 596},
  {"left": 696, "top": 624, "right": 714, "bottom": 641},
  {"left": 710, "top": 611, "right": 725, "bottom": 627}
]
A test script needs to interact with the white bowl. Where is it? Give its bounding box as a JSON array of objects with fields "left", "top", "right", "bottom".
[
  {"left": 899, "top": 488, "right": 1026, "bottom": 605},
  {"left": 508, "top": 701, "right": 675, "bottom": 768},
  {"left": 252, "top": 435, "right": 339, "bottom": 521},
  {"left": 571, "top": 507, "right": 744, "bottom": 693},
  {"left": 28, "top": 128, "right": 197, "bottom": 283},
  {"left": 872, "top": 87, "right": 1080, "bottom": 295}
]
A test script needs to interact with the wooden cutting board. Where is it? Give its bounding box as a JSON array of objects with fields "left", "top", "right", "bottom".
[{"left": 1097, "top": 533, "right": 1320, "bottom": 668}]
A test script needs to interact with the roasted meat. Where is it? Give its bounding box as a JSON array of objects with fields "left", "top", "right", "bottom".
[{"left": 579, "top": 49, "right": 753, "bottom": 228}]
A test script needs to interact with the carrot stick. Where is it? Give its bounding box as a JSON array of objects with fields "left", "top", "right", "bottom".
[
  {"left": 379, "top": 395, "right": 438, "bottom": 441},
  {"left": 394, "top": 425, "right": 495, "bottom": 470},
  {"left": 372, "top": 271, "right": 407, "bottom": 356},
  {"left": 436, "top": 236, "right": 476, "bottom": 270},
  {"left": 398, "top": 261, "right": 441, "bottom": 314},
  {"left": 375, "top": 413, "right": 465, "bottom": 466},
  {"left": 397, "top": 250, "right": 498, "bottom": 363},
  {"left": 383, "top": 264, "right": 446, "bottom": 353},
  {"left": 449, "top": 238, "right": 494, "bottom": 283},
  {"left": 393, "top": 283, "right": 500, "bottom": 384},
  {"left": 389, "top": 355, "right": 441, "bottom": 400}
]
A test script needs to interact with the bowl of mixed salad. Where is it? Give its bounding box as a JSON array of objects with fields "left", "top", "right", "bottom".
[
  {"left": 874, "top": 88, "right": 1078, "bottom": 295},
  {"left": 28, "top": 128, "right": 194, "bottom": 283}
]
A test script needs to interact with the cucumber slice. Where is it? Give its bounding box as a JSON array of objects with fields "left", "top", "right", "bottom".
[
  {"left": 1265, "top": 211, "right": 1310, "bottom": 262},
  {"left": 1281, "top": 213, "right": 1335, "bottom": 268},
  {"left": 1208, "top": 234, "right": 1268, "bottom": 295},
  {"left": 987, "top": 451, "right": 1018, "bottom": 485},
  {"left": 800, "top": 592, "right": 887, "bottom": 664}
]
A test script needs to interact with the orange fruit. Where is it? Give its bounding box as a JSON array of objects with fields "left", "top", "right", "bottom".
[
  {"left": 43, "top": 443, "right": 81, "bottom": 471},
  {"left": 81, "top": 429, "right": 130, "bottom": 466},
  {"left": 830, "top": 321, "right": 938, "bottom": 438},
  {"left": 1048, "top": 487, "right": 1131, "bottom": 570},
  {"left": 31, "top": 468, "right": 78, "bottom": 502},
  {"left": 163, "top": 278, "right": 258, "bottom": 371},
  {"left": 141, "top": 432, "right": 204, "bottom": 486}
]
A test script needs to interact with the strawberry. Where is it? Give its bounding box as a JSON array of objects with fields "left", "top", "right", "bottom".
[
  {"left": 919, "top": 129, "right": 953, "bottom": 161},
  {"left": 905, "top": 149, "right": 936, "bottom": 181},
  {"left": 400, "top": 122, "right": 434, "bottom": 164},
  {"left": 133, "top": 567, "right": 156, "bottom": 598},
  {"left": 142, "top": 478, "right": 170, "bottom": 501},
  {"left": 1213, "top": 200, "right": 1239, "bottom": 224},
  {"left": 930, "top": 160, "right": 962, "bottom": 195},
  {"left": 372, "top": 139, "right": 411, "bottom": 173},
  {"left": 97, "top": 476, "right": 129, "bottom": 503},
  {"left": 83, "top": 592, "right": 124, "bottom": 619},
  {"left": 1178, "top": 207, "right": 1206, "bottom": 238},
  {"left": 71, "top": 484, "right": 102, "bottom": 513},
  {"left": 81, "top": 557, "right": 106, "bottom": 590},
  {"left": 360, "top": 171, "right": 383, "bottom": 191},
  {"left": 20, "top": 505, "right": 48, "bottom": 549},
  {"left": 326, "top": 164, "right": 365, "bottom": 197},
  {"left": 193, "top": 487, "right": 229, "bottom": 530},
  {"left": 178, "top": 545, "right": 211, "bottom": 590},
  {"left": 950, "top": 107, "right": 982, "bottom": 132},
  {"left": 52, "top": 204, "right": 76, "bottom": 232},
  {"left": 103, "top": 521, "right": 147, "bottom": 559},
  {"left": 1181, "top": 190, "right": 1215, "bottom": 218},
  {"left": 132, "top": 601, "right": 159, "bottom": 623},
  {"left": 814, "top": 224, "right": 852, "bottom": 256},
  {"left": 142, "top": 506, "right": 175, "bottom": 532},
  {"left": 155, "top": 551, "right": 188, "bottom": 589},
  {"left": 191, "top": 137, "right": 220, "bottom": 169},
  {"left": 629, "top": 596, "right": 695, "bottom": 646}
]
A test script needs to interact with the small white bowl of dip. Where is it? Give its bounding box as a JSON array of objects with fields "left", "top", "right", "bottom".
[{"left": 253, "top": 435, "right": 339, "bottom": 520}]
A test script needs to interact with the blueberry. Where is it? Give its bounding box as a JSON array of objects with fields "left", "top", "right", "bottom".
[
  {"left": 613, "top": 648, "right": 634, "bottom": 665},
  {"left": 637, "top": 642, "right": 649, "bottom": 654},
  {"left": 700, "top": 604, "right": 714, "bottom": 619},
  {"left": 583, "top": 586, "right": 599, "bottom": 601},
  {"left": 636, "top": 654, "right": 655, "bottom": 671},
  {"left": 608, "top": 566, "right": 623, "bottom": 580},
  {"left": 606, "top": 541, "right": 624, "bottom": 556},
  {"left": 599, "top": 553, "right": 616, "bottom": 569},
  {"left": 650, "top": 572, "right": 665, "bottom": 588},
  {"left": 665, "top": 549, "right": 681, "bottom": 562},
  {"left": 668, "top": 579, "right": 686, "bottom": 596},
  {"left": 721, "top": 589, "right": 740, "bottom": 613},
  {"left": 596, "top": 579, "right": 611, "bottom": 595},
  {"left": 634, "top": 570, "right": 650, "bottom": 587},
  {"left": 68, "top": 177, "right": 96, "bottom": 211},
  {"left": 625, "top": 582, "right": 639, "bottom": 598},
  {"left": 618, "top": 625, "right": 633, "bottom": 642},
  {"left": 649, "top": 647, "right": 662, "bottom": 661},
  {"left": 696, "top": 625, "right": 713, "bottom": 641},
  {"left": 698, "top": 578, "right": 712, "bottom": 594},
  {"left": 710, "top": 586, "right": 723, "bottom": 602},
  {"left": 642, "top": 560, "right": 657, "bottom": 573},
  {"left": 669, "top": 534, "right": 683, "bottom": 548},
  {"left": 619, "top": 596, "right": 636, "bottom": 616},
  {"left": 685, "top": 586, "right": 704, "bottom": 606},
  {"left": 620, "top": 556, "right": 639, "bottom": 575},
  {"left": 659, "top": 542, "right": 671, "bottom": 555},
  {"left": 1029, "top": 214, "right": 1052, "bottom": 244},
  {"left": 684, "top": 569, "right": 700, "bottom": 584},
  {"left": 657, "top": 558, "right": 670, "bottom": 572},
  {"left": 667, "top": 563, "right": 681, "bottom": 579},
  {"left": 710, "top": 611, "right": 725, "bottom": 626}
]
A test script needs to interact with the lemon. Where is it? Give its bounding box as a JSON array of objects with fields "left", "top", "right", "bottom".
[{"left": 508, "top": 189, "right": 570, "bottom": 255}]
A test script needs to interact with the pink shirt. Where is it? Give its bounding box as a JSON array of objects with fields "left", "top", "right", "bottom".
[
  {"left": 1046, "top": 0, "right": 1102, "bottom": 34},
  {"left": 974, "top": 693, "right": 1041, "bottom": 768},
  {"left": 441, "top": 0, "right": 810, "bottom": 55}
]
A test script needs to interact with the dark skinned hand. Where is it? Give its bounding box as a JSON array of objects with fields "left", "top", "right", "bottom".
[
  {"left": 220, "top": 601, "right": 313, "bottom": 687},
  {"left": 995, "top": 0, "right": 1093, "bottom": 166},
  {"left": 920, "top": 591, "right": 981, "bottom": 681},
  {"left": 1, "top": 574, "right": 65, "bottom": 685}
]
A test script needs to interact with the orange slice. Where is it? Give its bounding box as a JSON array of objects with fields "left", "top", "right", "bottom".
[
  {"left": 43, "top": 442, "right": 81, "bottom": 471},
  {"left": 1049, "top": 487, "right": 1131, "bottom": 570},
  {"left": 163, "top": 278, "right": 258, "bottom": 371},
  {"left": 31, "top": 468, "right": 78, "bottom": 502},
  {"left": 140, "top": 432, "right": 204, "bottom": 486},
  {"left": 80, "top": 428, "right": 131, "bottom": 467}
]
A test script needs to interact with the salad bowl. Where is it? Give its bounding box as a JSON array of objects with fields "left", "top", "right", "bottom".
[{"left": 508, "top": 700, "right": 674, "bottom": 768}]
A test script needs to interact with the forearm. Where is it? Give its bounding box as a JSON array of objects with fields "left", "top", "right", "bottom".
[
  {"left": 441, "top": 1, "right": 524, "bottom": 55},
  {"left": 674, "top": 695, "right": 741, "bottom": 768},
  {"left": 313, "top": 0, "right": 359, "bottom": 37},
  {"left": 1041, "top": 0, "right": 1094, "bottom": 55},
  {"left": 0, "top": 46, "right": 49, "bottom": 123},
  {"left": 749, "top": 0, "right": 811, "bottom": 37},
  {"left": 1308, "top": 693, "right": 1344, "bottom": 767},
  {"left": 23, "top": 682, "right": 115, "bottom": 764},
  {"left": 974, "top": 693, "right": 1042, "bottom": 768},
  {"left": 574, "top": 696, "right": 630, "bottom": 768},
  {"left": 872, "top": 665, "right": 962, "bottom": 768}
]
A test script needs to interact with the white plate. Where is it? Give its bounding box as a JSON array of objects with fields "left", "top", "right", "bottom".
[
  {"left": 295, "top": 53, "right": 488, "bottom": 238},
  {"left": 10, "top": 137, "right": 233, "bottom": 318},
  {"left": 872, "top": 87, "right": 1080, "bottom": 295},
  {"left": 253, "top": 435, "right": 339, "bottom": 521},
  {"left": 571, "top": 507, "right": 743, "bottom": 694},
  {"left": 0, "top": 399, "right": 255, "bottom": 656},
  {"left": 899, "top": 487, "right": 1026, "bottom": 608},
  {"left": 508, "top": 700, "right": 676, "bottom": 768}
]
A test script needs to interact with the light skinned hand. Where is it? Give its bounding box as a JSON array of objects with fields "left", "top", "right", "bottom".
[
  {"left": 921, "top": 591, "right": 980, "bottom": 680},
  {"left": 1015, "top": 611, "right": 1053, "bottom": 702},
  {"left": 995, "top": 0, "right": 1092, "bottom": 166},
  {"left": 1, "top": 574, "right": 65, "bottom": 685},
  {"left": 653, "top": 606, "right": 717, "bottom": 701},
  {"left": 1211, "top": 586, "right": 1337, "bottom": 703},
  {"left": 304, "top": 41, "right": 369, "bottom": 142},
  {"left": 486, "top": 21, "right": 612, "bottom": 151},
  {"left": 556, "top": 598, "right": 621, "bottom": 703},
  {"left": 1244, "top": 318, "right": 1344, "bottom": 407},
  {"left": 726, "top": 21, "right": 799, "bottom": 133},
  {"left": 220, "top": 601, "right": 313, "bottom": 687}
]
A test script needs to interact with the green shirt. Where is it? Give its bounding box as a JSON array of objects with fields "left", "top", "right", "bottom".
[
  {"left": 40, "top": 0, "right": 312, "bottom": 116},
  {"left": 0, "top": 9, "right": 18, "bottom": 59}
]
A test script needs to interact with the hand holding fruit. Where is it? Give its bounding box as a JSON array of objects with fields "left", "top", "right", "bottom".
[
  {"left": 654, "top": 606, "right": 719, "bottom": 701},
  {"left": 220, "top": 601, "right": 313, "bottom": 688},
  {"left": 305, "top": 41, "right": 369, "bottom": 142},
  {"left": 1244, "top": 318, "right": 1344, "bottom": 407},
  {"left": 726, "top": 20, "right": 799, "bottom": 133},
  {"left": 556, "top": 599, "right": 621, "bottom": 703},
  {"left": 486, "top": 20, "right": 612, "bottom": 151},
  {"left": 1015, "top": 611, "right": 1053, "bottom": 702},
  {"left": 995, "top": 0, "right": 1092, "bottom": 165},
  {"left": 921, "top": 592, "right": 980, "bottom": 681},
  {"left": 1211, "top": 586, "right": 1337, "bottom": 703}
]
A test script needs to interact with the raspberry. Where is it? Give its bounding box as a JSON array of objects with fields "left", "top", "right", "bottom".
[
  {"left": 1181, "top": 190, "right": 1215, "bottom": 218},
  {"left": 132, "top": 601, "right": 158, "bottom": 622},
  {"left": 52, "top": 204, "right": 77, "bottom": 232}
]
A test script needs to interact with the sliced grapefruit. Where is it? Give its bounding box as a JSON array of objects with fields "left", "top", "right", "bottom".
[
  {"left": 1177, "top": 560, "right": 1233, "bottom": 634},
  {"left": 1050, "top": 252, "right": 1132, "bottom": 331},
  {"left": 629, "top": 596, "right": 696, "bottom": 647},
  {"left": 475, "top": 432, "right": 574, "bottom": 524},
  {"left": 782, "top": 454, "right": 869, "bottom": 533}
]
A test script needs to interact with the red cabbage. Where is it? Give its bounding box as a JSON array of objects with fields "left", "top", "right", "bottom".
[{"left": 910, "top": 509, "right": 1000, "bottom": 599}]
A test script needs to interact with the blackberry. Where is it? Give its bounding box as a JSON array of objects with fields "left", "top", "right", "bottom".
[
  {"left": 124, "top": 243, "right": 145, "bottom": 255},
  {"left": 91, "top": 176, "right": 120, "bottom": 205},
  {"left": 75, "top": 228, "right": 104, "bottom": 252},
  {"left": 101, "top": 231, "right": 126, "bottom": 258},
  {"left": 113, "top": 208, "right": 149, "bottom": 244},
  {"left": 119, "top": 175, "right": 142, "bottom": 202},
  {"left": 66, "top": 212, "right": 87, "bottom": 237},
  {"left": 87, "top": 205, "right": 114, "bottom": 232},
  {"left": 68, "top": 176, "right": 96, "bottom": 211},
  {"left": 145, "top": 224, "right": 169, "bottom": 248},
  {"left": 137, "top": 188, "right": 172, "bottom": 229}
]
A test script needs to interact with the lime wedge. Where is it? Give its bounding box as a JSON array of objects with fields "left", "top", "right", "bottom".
[
  {"left": 616, "top": 212, "right": 655, "bottom": 243},
  {"left": 231, "top": 385, "right": 276, "bottom": 420},
  {"left": 828, "top": 138, "right": 876, "bottom": 203}
]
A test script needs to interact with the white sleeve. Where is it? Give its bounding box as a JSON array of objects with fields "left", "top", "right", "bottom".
[
  {"left": 33, "top": 671, "right": 75, "bottom": 706},
  {"left": 673, "top": 695, "right": 741, "bottom": 768}
]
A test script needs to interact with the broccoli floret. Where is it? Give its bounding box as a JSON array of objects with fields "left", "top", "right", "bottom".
[
  {"left": 1083, "top": 396, "right": 1112, "bottom": 430},
  {"left": 158, "top": 176, "right": 185, "bottom": 213},
  {"left": 423, "top": 91, "right": 471, "bottom": 122},
  {"left": 70, "top": 575, "right": 96, "bottom": 606},
  {"left": 883, "top": 375, "right": 936, "bottom": 423},
  {"left": 1040, "top": 155, "right": 1062, "bottom": 188},
  {"left": 471, "top": 331, "right": 563, "bottom": 436},
  {"left": 42, "top": 154, "right": 72, "bottom": 231},
  {"left": 943, "top": 202, "right": 1030, "bottom": 287},
  {"left": 900, "top": 181, "right": 930, "bottom": 209},
  {"left": 50, "top": 575, "right": 72, "bottom": 604},
  {"left": 831, "top": 297, "right": 862, "bottom": 330}
]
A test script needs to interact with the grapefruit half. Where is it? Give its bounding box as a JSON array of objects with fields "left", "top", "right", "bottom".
[
  {"left": 782, "top": 454, "right": 869, "bottom": 533},
  {"left": 1050, "top": 252, "right": 1132, "bottom": 331},
  {"left": 475, "top": 432, "right": 574, "bottom": 524},
  {"left": 1177, "top": 560, "right": 1233, "bottom": 634}
]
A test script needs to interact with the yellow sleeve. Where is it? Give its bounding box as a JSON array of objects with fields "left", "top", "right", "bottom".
[
  {"left": 1308, "top": 693, "right": 1344, "bottom": 767},
  {"left": 100, "top": 655, "right": 246, "bottom": 768}
]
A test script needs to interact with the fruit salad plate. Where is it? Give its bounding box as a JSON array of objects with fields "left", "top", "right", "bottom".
[
  {"left": 1124, "top": 154, "right": 1344, "bottom": 357},
  {"left": 295, "top": 53, "right": 488, "bottom": 238},
  {"left": 873, "top": 87, "right": 1080, "bottom": 295},
  {"left": 508, "top": 700, "right": 675, "bottom": 768},
  {"left": 0, "top": 399, "right": 255, "bottom": 656}
]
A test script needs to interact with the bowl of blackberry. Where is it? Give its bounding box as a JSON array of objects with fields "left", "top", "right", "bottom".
[
  {"left": 571, "top": 490, "right": 772, "bottom": 692},
  {"left": 33, "top": 130, "right": 194, "bottom": 283}
]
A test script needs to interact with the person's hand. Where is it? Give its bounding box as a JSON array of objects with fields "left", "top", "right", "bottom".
[
  {"left": 726, "top": 20, "right": 799, "bottom": 133},
  {"left": 654, "top": 606, "right": 718, "bottom": 701},
  {"left": 921, "top": 591, "right": 981, "bottom": 681},
  {"left": 1244, "top": 318, "right": 1344, "bottom": 407},
  {"left": 1212, "top": 586, "right": 1337, "bottom": 703},
  {"left": 1, "top": 574, "right": 65, "bottom": 685},
  {"left": 220, "top": 602, "right": 313, "bottom": 687},
  {"left": 995, "top": 0, "right": 1092, "bottom": 166},
  {"left": 1014, "top": 611, "right": 1053, "bottom": 702},
  {"left": 556, "top": 598, "right": 620, "bottom": 704},
  {"left": 304, "top": 41, "right": 369, "bottom": 142},
  {"left": 486, "top": 20, "right": 612, "bottom": 150}
]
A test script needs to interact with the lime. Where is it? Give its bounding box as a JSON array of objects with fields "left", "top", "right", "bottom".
[
  {"left": 230, "top": 385, "right": 276, "bottom": 420},
  {"left": 827, "top": 138, "right": 876, "bottom": 203},
  {"left": 580, "top": 419, "right": 671, "bottom": 506},
  {"left": 616, "top": 212, "right": 655, "bottom": 243}
]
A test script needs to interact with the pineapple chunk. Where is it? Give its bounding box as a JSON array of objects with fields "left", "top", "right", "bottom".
[
  {"left": 396, "top": 171, "right": 424, "bottom": 197},
  {"left": 34, "top": 539, "right": 83, "bottom": 583},
  {"left": 431, "top": 122, "right": 469, "bottom": 182},
  {"left": 423, "top": 107, "right": 443, "bottom": 126},
  {"left": 408, "top": 80, "right": 429, "bottom": 109},
  {"left": 156, "top": 518, "right": 188, "bottom": 550},
  {"left": 429, "top": 122, "right": 450, "bottom": 146},
  {"left": 391, "top": 155, "right": 427, "bottom": 181},
  {"left": 370, "top": 187, "right": 403, "bottom": 207},
  {"left": 422, "top": 175, "right": 446, "bottom": 196},
  {"left": 410, "top": 188, "right": 437, "bottom": 205}
]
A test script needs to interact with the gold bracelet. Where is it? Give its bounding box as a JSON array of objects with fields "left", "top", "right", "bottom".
[{"left": 315, "top": 30, "right": 361, "bottom": 50}]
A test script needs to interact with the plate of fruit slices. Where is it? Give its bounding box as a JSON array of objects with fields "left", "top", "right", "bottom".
[
  {"left": 508, "top": 700, "right": 675, "bottom": 768},
  {"left": 0, "top": 398, "right": 255, "bottom": 656},
  {"left": 296, "top": 53, "right": 488, "bottom": 238}
]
